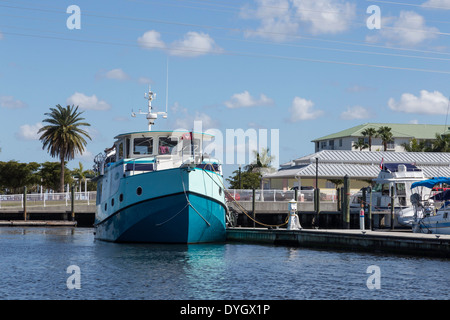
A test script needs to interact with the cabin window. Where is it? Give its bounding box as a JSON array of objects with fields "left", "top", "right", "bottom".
[
  {"left": 396, "top": 183, "right": 406, "bottom": 195},
  {"left": 159, "top": 136, "right": 178, "bottom": 155},
  {"left": 118, "top": 142, "right": 124, "bottom": 160},
  {"left": 134, "top": 137, "right": 153, "bottom": 155},
  {"left": 126, "top": 138, "right": 130, "bottom": 158},
  {"left": 373, "top": 183, "right": 390, "bottom": 195},
  {"left": 180, "top": 138, "right": 200, "bottom": 155}
]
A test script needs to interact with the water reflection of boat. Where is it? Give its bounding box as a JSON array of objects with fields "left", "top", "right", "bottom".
[
  {"left": 411, "top": 178, "right": 450, "bottom": 234},
  {"left": 93, "top": 88, "right": 226, "bottom": 243},
  {"left": 350, "top": 163, "right": 428, "bottom": 227}
]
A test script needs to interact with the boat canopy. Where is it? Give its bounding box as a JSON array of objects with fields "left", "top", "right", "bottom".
[
  {"left": 411, "top": 177, "right": 450, "bottom": 189},
  {"left": 430, "top": 189, "right": 450, "bottom": 201},
  {"left": 382, "top": 163, "right": 421, "bottom": 172}
]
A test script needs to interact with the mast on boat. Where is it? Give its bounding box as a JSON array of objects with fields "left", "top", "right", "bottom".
[{"left": 131, "top": 86, "right": 167, "bottom": 131}]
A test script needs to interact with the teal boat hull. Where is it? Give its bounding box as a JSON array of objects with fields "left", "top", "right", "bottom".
[{"left": 94, "top": 167, "right": 226, "bottom": 243}]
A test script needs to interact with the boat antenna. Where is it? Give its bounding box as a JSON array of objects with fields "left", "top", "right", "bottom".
[
  {"left": 131, "top": 85, "right": 168, "bottom": 131},
  {"left": 165, "top": 57, "right": 169, "bottom": 115}
]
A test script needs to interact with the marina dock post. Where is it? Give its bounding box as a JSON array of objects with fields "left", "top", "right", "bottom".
[
  {"left": 360, "top": 187, "right": 366, "bottom": 231},
  {"left": 71, "top": 185, "right": 75, "bottom": 221},
  {"left": 390, "top": 186, "right": 395, "bottom": 230},
  {"left": 343, "top": 175, "right": 350, "bottom": 229},
  {"left": 252, "top": 188, "right": 256, "bottom": 228},
  {"left": 23, "top": 186, "right": 27, "bottom": 221},
  {"left": 368, "top": 187, "right": 373, "bottom": 230}
]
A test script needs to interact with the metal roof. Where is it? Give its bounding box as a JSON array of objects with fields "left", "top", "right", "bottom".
[
  {"left": 292, "top": 150, "right": 450, "bottom": 165},
  {"left": 267, "top": 150, "right": 450, "bottom": 180},
  {"left": 311, "top": 123, "right": 449, "bottom": 142}
]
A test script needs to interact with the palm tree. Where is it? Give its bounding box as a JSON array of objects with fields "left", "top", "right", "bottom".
[
  {"left": 401, "top": 138, "right": 428, "bottom": 152},
  {"left": 430, "top": 133, "right": 450, "bottom": 152},
  {"left": 245, "top": 148, "right": 276, "bottom": 174},
  {"left": 72, "top": 162, "right": 91, "bottom": 193},
  {"left": 38, "top": 105, "right": 91, "bottom": 192},
  {"left": 376, "top": 126, "right": 393, "bottom": 151},
  {"left": 361, "top": 127, "right": 377, "bottom": 151},
  {"left": 353, "top": 138, "right": 368, "bottom": 151}
]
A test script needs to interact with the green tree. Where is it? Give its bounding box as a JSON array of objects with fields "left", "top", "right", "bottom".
[
  {"left": 376, "top": 126, "right": 393, "bottom": 151},
  {"left": 353, "top": 138, "right": 368, "bottom": 151},
  {"left": 72, "top": 162, "right": 96, "bottom": 192},
  {"left": 429, "top": 133, "right": 450, "bottom": 152},
  {"left": 245, "top": 148, "right": 276, "bottom": 173},
  {"left": 39, "top": 161, "right": 74, "bottom": 192},
  {"left": 226, "top": 170, "right": 261, "bottom": 189},
  {"left": 361, "top": 127, "right": 377, "bottom": 151},
  {"left": 38, "top": 105, "right": 91, "bottom": 192},
  {"left": 0, "top": 161, "right": 40, "bottom": 194},
  {"left": 401, "top": 138, "right": 428, "bottom": 152}
]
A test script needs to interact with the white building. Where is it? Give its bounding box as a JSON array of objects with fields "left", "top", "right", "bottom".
[{"left": 312, "top": 123, "right": 449, "bottom": 152}]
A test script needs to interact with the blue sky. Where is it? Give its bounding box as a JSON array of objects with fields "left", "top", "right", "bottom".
[{"left": 1, "top": 0, "right": 450, "bottom": 182}]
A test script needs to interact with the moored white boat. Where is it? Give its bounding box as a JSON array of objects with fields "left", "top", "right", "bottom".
[
  {"left": 350, "top": 162, "right": 427, "bottom": 227},
  {"left": 411, "top": 177, "right": 450, "bottom": 235}
]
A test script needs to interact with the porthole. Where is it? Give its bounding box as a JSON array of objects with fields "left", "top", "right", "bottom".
[
  {"left": 111, "top": 198, "right": 115, "bottom": 206},
  {"left": 104, "top": 203, "right": 107, "bottom": 211},
  {"left": 119, "top": 194, "right": 124, "bottom": 202},
  {"left": 136, "top": 187, "right": 143, "bottom": 196},
  {"left": 219, "top": 187, "right": 222, "bottom": 196}
]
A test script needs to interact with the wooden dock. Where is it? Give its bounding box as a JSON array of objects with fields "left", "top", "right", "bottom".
[
  {"left": 0, "top": 220, "right": 77, "bottom": 227},
  {"left": 226, "top": 227, "right": 450, "bottom": 258}
]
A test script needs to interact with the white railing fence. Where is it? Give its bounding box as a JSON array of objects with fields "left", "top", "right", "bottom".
[
  {"left": 225, "top": 189, "right": 338, "bottom": 202},
  {"left": 0, "top": 189, "right": 340, "bottom": 208},
  {"left": 0, "top": 192, "right": 97, "bottom": 209}
]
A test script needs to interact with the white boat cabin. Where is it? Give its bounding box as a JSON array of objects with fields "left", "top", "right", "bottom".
[{"left": 96, "top": 130, "right": 220, "bottom": 176}]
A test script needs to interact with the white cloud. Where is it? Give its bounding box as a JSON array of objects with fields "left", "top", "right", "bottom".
[
  {"left": 366, "top": 11, "right": 438, "bottom": 47},
  {"left": 137, "top": 30, "right": 166, "bottom": 50},
  {"left": 138, "top": 30, "right": 221, "bottom": 57},
  {"left": 240, "top": 0, "right": 355, "bottom": 40},
  {"left": 104, "top": 68, "right": 130, "bottom": 81},
  {"left": 67, "top": 92, "right": 111, "bottom": 111},
  {"left": 75, "top": 149, "right": 93, "bottom": 161},
  {"left": 171, "top": 102, "right": 218, "bottom": 130},
  {"left": 169, "top": 32, "right": 222, "bottom": 57},
  {"left": 224, "top": 91, "right": 274, "bottom": 109},
  {"left": 138, "top": 77, "right": 152, "bottom": 84},
  {"left": 340, "top": 106, "right": 374, "bottom": 120},
  {"left": 388, "top": 90, "right": 449, "bottom": 114},
  {"left": 289, "top": 97, "right": 323, "bottom": 121},
  {"left": 16, "top": 122, "right": 43, "bottom": 140},
  {"left": 422, "top": 0, "right": 450, "bottom": 9},
  {"left": 241, "top": 0, "right": 299, "bottom": 41},
  {"left": 0, "top": 95, "right": 27, "bottom": 109},
  {"left": 293, "top": 0, "right": 356, "bottom": 35}
]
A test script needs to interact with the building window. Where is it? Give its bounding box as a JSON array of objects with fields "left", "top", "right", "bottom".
[
  {"left": 329, "top": 140, "right": 334, "bottom": 150},
  {"left": 387, "top": 140, "right": 395, "bottom": 150},
  {"left": 339, "top": 139, "right": 343, "bottom": 147},
  {"left": 320, "top": 141, "right": 327, "bottom": 149}
]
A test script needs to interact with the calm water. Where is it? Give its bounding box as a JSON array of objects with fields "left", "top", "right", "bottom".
[{"left": 0, "top": 227, "right": 449, "bottom": 300}]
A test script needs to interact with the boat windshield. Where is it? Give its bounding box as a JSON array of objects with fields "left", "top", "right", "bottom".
[
  {"left": 373, "top": 183, "right": 390, "bottom": 195},
  {"left": 158, "top": 136, "right": 200, "bottom": 156}
]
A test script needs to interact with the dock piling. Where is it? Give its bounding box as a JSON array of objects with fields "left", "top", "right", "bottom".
[
  {"left": 23, "top": 186, "right": 27, "bottom": 221},
  {"left": 343, "top": 175, "right": 350, "bottom": 229}
]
